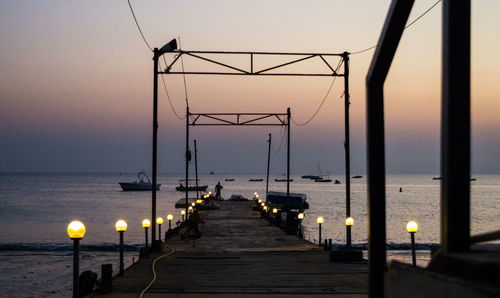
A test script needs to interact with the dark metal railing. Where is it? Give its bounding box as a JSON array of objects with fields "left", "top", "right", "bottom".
[
  {"left": 366, "top": 1, "right": 415, "bottom": 297},
  {"left": 366, "top": 0, "right": 471, "bottom": 297}
]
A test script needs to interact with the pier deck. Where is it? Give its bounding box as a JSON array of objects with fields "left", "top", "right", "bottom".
[{"left": 106, "top": 201, "right": 367, "bottom": 297}]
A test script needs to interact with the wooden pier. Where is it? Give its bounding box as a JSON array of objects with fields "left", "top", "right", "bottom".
[{"left": 104, "top": 201, "right": 368, "bottom": 297}]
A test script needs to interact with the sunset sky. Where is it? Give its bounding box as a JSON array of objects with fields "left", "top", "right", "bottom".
[{"left": 1, "top": 0, "right": 499, "bottom": 174}]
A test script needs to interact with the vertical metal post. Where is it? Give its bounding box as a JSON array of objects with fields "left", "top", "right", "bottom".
[
  {"left": 318, "top": 223, "right": 322, "bottom": 247},
  {"left": 72, "top": 238, "right": 80, "bottom": 298},
  {"left": 151, "top": 48, "right": 159, "bottom": 248},
  {"left": 410, "top": 232, "right": 416, "bottom": 267},
  {"left": 158, "top": 224, "right": 162, "bottom": 242},
  {"left": 286, "top": 108, "right": 291, "bottom": 203},
  {"left": 144, "top": 227, "right": 148, "bottom": 249},
  {"left": 343, "top": 52, "right": 352, "bottom": 247},
  {"left": 194, "top": 140, "right": 199, "bottom": 199},
  {"left": 119, "top": 231, "right": 124, "bottom": 276},
  {"left": 366, "top": 1, "right": 415, "bottom": 297},
  {"left": 441, "top": 0, "right": 471, "bottom": 253},
  {"left": 266, "top": 133, "right": 271, "bottom": 196},
  {"left": 185, "top": 107, "right": 190, "bottom": 216}
]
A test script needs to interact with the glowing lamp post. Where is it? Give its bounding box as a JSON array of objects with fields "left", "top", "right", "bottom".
[
  {"left": 167, "top": 214, "right": 173, "bottom": 230},
  {"left": 115, "top": 219, "right": 127, "bottom": 275},
  {"left": 260, "top": 202, "right": 265, "bottom": 208},
  {"left": 196, "top": 199, "right": 203, "bottom": 204},
  {"left": 406, "top": 221, "right": 419, "bottom": 266},
  {"left": 181, "top": 210, "right": 186, "bottom": 222},
  {"left": 317, "top": 216, "right": 324, "bottom": 246},
  {"left": 156, "top": 217, "right": 164, "bottom": 242},
  {"left": 67, "top": 220, "right": 86, "bottom": 298},
  {"left": 142, "top": 219, "right": 151, "bottom": 249},
  {"left": 345, "top": 217, "right": 354, "bottom": 247},
  {"left": 298, "top": 212, "right": 304, "bottom": 220}
]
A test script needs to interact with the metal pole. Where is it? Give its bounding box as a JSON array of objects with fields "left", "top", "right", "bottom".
[
  {"left": 286, "top": 108, "right": 291, "bottom": 203},
  {"left": 158, "top": 224, "right": 162, "bottom": 242},
  {"left": 169, "top": 220, "right": 172, "bottom": 230},
  {"left": 343, "top": 52, "right": 352, "bottom": 247},
  {"left": 151, "top": 48, "right": 159, "bottom": 248},
  {"left": 266, "top": 133, "right": 271, "bottom": 196},
  {"left": 144, "top": 227, "right": 148, "bottom": 249},
  {"left": 194, "top": 140, "right": 199, "bottom": 199},
  {"left": 410, "top": 232, "right": 416, "bottom": 267},
  {"left": 318, "top": 223, "right": 322, "bottom": 247},
  {"left": 119, "top": 231, "right": 124, "bottom": 276},
  {"left": 185, "top": 107, "right": 190, "bottom": 217},
  {"left": 72, "top": 238, "right": 80, "bottom": 298},
  {"left": 366, "top": 1, "right": 414, "bottom": 297},
  {"left": 441, "top": 0, "right": 471, "bottom": 253}
]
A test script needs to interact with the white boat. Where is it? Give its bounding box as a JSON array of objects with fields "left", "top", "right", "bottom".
[{"left": 119, "top": 171, "right": 160, "bottom": 191}]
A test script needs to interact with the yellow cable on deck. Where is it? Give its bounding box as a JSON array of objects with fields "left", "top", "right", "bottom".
[{"left": 139, "top": 245, "right": 175, "bottom": 298}]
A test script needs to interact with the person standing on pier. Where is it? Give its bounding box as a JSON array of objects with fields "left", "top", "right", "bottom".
[{"left": 215, "top": 182, "right": 223, "bottom": 199}]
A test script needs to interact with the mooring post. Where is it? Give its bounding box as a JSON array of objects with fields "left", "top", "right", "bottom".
[
  {"left": 343, "top": 51, "right": 352, "bottom": 248},
  {"left": 194, "top": 139, "right": 199, "bottom": 199},
  {"left": 151, "top": 47, "right": 159, "bottom": 248},
  {"left": 185, "top": 107, "right": 190, "bottom": 217},
  {"left": 286, "top": 108, "right": 291, "bottom": 203},
  {"left": 266, "top": 133, "right": 271, "bottom": 197}
]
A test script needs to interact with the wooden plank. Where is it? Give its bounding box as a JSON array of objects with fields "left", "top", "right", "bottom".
[{"left": 108, "top": 201, "right": 368, "bottom": 297}]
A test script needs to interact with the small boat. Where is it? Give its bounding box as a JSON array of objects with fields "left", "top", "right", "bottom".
[
  {"left": 470, "top": 178, "right": 477, "bottom": 181},
  {"left": 352, "top": 175, "right": 363, "bottom": 179},
  {"left": 175, "top": 184, "right": 208, "bottom": 192},
  {"left": 266, "top": 191, "right": 309, "bottom": 209},
  {"left": 228, "top": 194, "right": 248, "bottom": 201},
  {"left": 249, "top": 178, "right": 263, "bottom": 182},
  {"left": 302, "top": 175, "right": 321, "bottom": 180},
  {"left": 315, "top": 178, "right": 332, "bottom": 183},
  {"left": 119, "top": 171, "right": 160, "bottom": 191},
  {"left": 275, "top": 178, "right": 293, "bottom": 182},
  {"left": 225, "top": 178, "right": 235, "bottom": 181},
  {"left": 433, "top": 177, "right": 441, "bottom": 180},
  {"left": 209, "top": 171, "right": 215, "bottom": 175},
  {"left": 334, "top": 179, "right": 341, "bottom": 184}
]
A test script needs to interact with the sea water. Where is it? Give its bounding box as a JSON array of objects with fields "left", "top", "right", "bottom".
[{"left": 0, "top": 173, "right": 499, "bottom": 297}]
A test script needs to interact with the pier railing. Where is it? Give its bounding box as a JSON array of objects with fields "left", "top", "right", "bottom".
[{"left": 366, "top": 0, "right": 471, "bottom": 297}]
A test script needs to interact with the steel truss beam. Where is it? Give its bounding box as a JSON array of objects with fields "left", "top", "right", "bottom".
[
  {"left": 187, "top": 112, "right": 288, "bottom": 126},
  {"left": 159, "top": 50, "right": 345, "bottom": 77}
]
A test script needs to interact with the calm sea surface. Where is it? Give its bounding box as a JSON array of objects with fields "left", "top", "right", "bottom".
[{"left": 0, "top": 173, "right": 499, "bottom": 297}]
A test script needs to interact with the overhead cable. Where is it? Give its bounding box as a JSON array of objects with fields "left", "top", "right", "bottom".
[
  {"left": 291, "top": 59, "right": 343, "bottom": 126},
  {"left": 159, "top": 60, "right": 185, "bottom": 120},
  {"left": 351, "top": 0, "right": 442, "bottom": 55},
  {"left": 126, "top": 0, "right": 153, "bottom": 51},
  {"left": 272, "top": 126, "right": 287, "bottom": 153},
  {"left": 178, "top": 37, "right": 190, "bottom": 108}
]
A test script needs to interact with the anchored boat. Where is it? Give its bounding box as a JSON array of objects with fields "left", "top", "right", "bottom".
[
  {"left": 266, "top": 191, "right": 309, "bottom": 209},
  {"left": 175, "top": 184, "right": 208, "bottom": 192},
  {"left": 119, "top": 171, "right": 160, "bottom": 191}
]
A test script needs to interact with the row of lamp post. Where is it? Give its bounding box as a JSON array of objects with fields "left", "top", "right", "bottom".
[
  {"left": 253, "top": 192, "right": 420, "bottom": 266},
  {"left": 67, "top": 212, "right": 182, "bottom": 298},
  {"left": 314, "top": 216, "right": 420, "bottom": 266}
]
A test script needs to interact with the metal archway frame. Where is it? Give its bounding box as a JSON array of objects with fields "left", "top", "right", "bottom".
[{"left": 149, "top": 49, "right": 352, "bottom": 251}]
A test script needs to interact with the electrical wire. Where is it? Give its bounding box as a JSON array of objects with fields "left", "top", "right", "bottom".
[
  {"left": 272, "top": 126, "right": 287, "bottom": 153},
  {"left": 350, "top": 0, "right": 442, "bottom": 55},
  {"left": 178, "top": 37, "right": 190, "bottom": 108},
  {"left": 139, "top": 245, "right": 176, "bottom": 298},
  {"left": 159, "top": 59, "right": 186, "bottom": 120},
  {"left": 126, "top": 0, "right": 153, "bottom": 52},
  {"left": 291, "top": 59, "right": 343, "bottom": 126}
]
